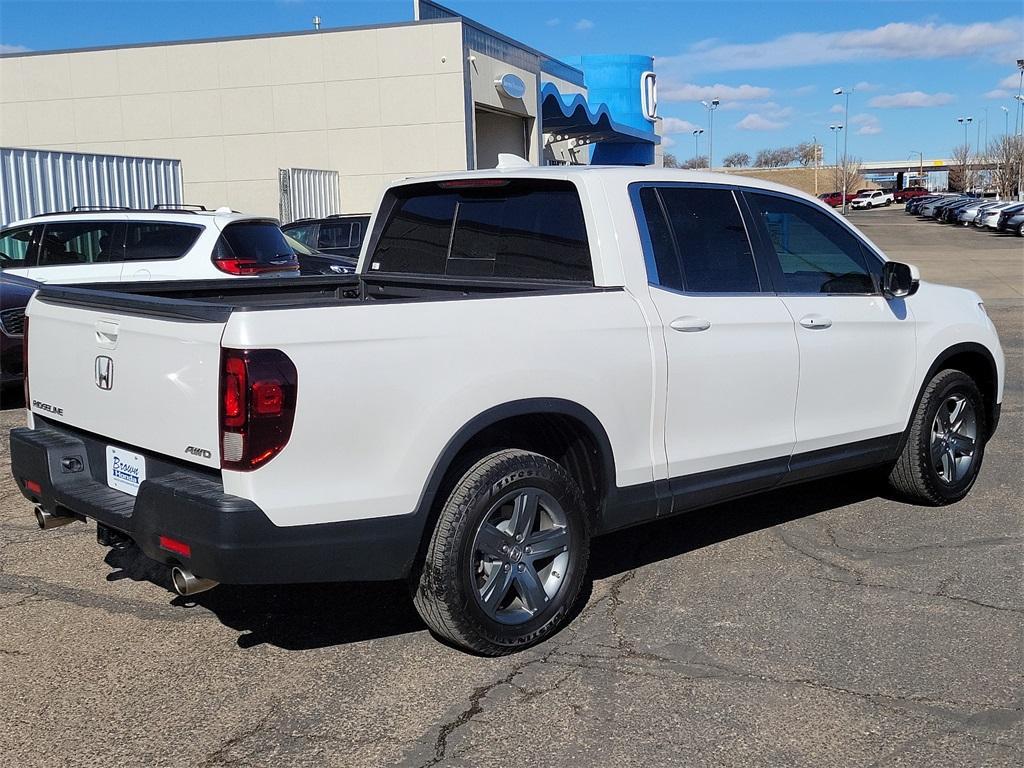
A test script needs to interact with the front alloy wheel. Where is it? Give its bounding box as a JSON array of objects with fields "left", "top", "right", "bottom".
[{"left": 930, "top": 394, "right": 977, "bottom": 484}]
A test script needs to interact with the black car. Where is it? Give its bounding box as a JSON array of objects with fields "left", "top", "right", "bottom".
[
  {"left": 282, "top": 214, "right": 371, "bottom": 260},
  {"left": 283, "top": 233, "right": 356, "bottom": 276},
  {"left": 0, "top": 271, "right": 37, "bottom": 393}
]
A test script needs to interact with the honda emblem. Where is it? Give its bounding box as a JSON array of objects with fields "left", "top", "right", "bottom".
[{"left": 95, "top": 356, "right": 114, "bottom": 390}]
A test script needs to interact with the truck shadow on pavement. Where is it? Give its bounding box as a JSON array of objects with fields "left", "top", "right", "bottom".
[{"left": 102, "top": 470, "right": 883, "bottom": 652}]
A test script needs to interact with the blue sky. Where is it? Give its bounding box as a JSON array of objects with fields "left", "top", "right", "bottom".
[{"left": 1, "top": 0, "right": 1022, "bottom": 163}]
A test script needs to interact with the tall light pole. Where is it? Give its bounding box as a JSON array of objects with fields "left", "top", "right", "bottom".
[
  {"left": 909, "top": 151, "right": 924, "bottom": 188},
  {"left": 1002, "top": 105, "right": 1010, "bottom": 137},
  {"left": 958, "top": 116, "right": 973, "bottom": 192},
  {"left": 829, "top": 124, "right": 843, "bottom": 195},
  {"left": 700, "top": 98, "right": 720, "bottom": 170},
  {"left": 692, "top": 128, "right": 704, "bottom": 165},
  {"left": 833, "top": 87, "right": 853, "bottom": 213}
]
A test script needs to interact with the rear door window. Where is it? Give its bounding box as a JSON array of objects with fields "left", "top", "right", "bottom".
[
  {"left": 318, "top": 221, "right": 354, "bottom": 250},
  {"left": 370, "top": 179, "right": 592, "bottom": 282},
  {"left": 283, "top": 223, "right": 317, "bottom": 248},
  {"left": 123, "top": 222, "right": 201, "bottom": 261},
  {"left": 37, "top": 221, "right": 121, "bottom": 267},
  {"left": 635, "top": 185, "right": 760, "bottom": 293}
]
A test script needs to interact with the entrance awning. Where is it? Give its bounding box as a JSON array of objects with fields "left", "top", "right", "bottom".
[{"left": 541, "top": 82, "right": 660, "bottom": 145}]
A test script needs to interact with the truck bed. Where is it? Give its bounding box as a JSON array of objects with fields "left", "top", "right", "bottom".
[{"left": 33, "top": 273, "right": 609, "bottom": 322}]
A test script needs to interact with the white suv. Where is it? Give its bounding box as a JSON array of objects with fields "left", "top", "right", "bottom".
[{"left": 0, "top": 206, "right": 298, "bottom": 284}]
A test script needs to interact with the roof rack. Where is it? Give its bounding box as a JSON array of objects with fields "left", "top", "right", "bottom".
[
  {"left": 152, "top": 203, "right": 207, "bottom": 211},
  {"left": 70, "top": 205, "right": 131, "bottom": 211}
]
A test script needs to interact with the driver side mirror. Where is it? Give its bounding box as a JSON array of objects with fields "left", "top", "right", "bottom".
[{"left": 882, "top": 261, "right": 918, "bottom": 298}]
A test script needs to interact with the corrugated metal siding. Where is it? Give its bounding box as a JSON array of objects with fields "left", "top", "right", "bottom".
[
  {"left": 278, "top": 168, "right": 341, "bottom": 224},
  {"left": 0, "top": 147, "right": 182, "bottom": 226}
]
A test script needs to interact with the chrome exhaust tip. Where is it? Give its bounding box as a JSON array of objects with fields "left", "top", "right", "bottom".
[
  {"left": 35, "top": 507, "right": 77, "bottom": 530},
  {"left": 171, "top": 566, "right": 218, "bottom": 597}
]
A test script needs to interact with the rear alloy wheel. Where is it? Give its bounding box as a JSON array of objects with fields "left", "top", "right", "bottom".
[
  {"left": 413, "top": 449, "right": 589, "bottom": 655},
  {"left": 887, "top": 369, "right": 987, "bottom": 505},
  {"left": 1018, "top": 222, "right": 1024, "bottom": 237}
]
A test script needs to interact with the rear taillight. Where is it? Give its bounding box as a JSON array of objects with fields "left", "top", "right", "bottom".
[
  {"left": 219, "top": 348, "right": 297, "bottom": 471},
  {"left": 212, "top": 257, "right": 299, "bottom": 276},
  {"left": 22, "top": 315, "right": 29, "bottom": 405}
]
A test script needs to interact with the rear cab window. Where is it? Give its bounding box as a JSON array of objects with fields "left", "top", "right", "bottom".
[{"left": 368, "top": 179, "right": 593, "bottom": 283}]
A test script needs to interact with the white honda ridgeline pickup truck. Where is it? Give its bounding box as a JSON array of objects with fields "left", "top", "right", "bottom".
[{"left": 11, "top": 165, "right": 1004, "bottom": 655}]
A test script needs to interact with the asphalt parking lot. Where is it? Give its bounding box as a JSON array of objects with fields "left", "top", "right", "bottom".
[{"left": 0, "top": 205, "right": 1021, "bottom": 768}]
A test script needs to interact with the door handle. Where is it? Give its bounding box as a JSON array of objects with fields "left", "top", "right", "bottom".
[
  {"left": 799, "top": 315, "right": 832, "bottom": 330},
  {"left": 670, "top": 316, "right": 712, "bottom": 333}
]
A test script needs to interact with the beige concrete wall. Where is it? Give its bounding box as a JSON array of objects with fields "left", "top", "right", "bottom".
[
  {"left": 724, "top": 166, "right": 871, "bottom": 197},
  {"left": 0, "top": 21, "right": 469, "bottom": 216}
]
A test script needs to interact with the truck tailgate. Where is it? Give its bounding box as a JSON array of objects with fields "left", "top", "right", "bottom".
[{"left": 26, "top": 296, "right": 224, "bottom": 471}]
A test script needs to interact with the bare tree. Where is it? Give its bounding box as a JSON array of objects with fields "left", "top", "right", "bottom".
[
  {"left": 948, "top": 144, "right": 977, "bottom": 193},
  {"left": 755, "top": 147, "right": 799, "bottom": 168},
  {"left": 795, "top": 142, "right": 820, "bottom": 167},
  {"left": 838, "top": 157, "right": 863, "bottom": 197},
  {"left": 682, "top": 155, "right": 709, "bottom": 169},
  {"left": 987, "top": 135, "right": 1024, "bottom": 198},
  {"left": 722, "top": 152, "right": 751, "bottom": 167},
  {"left": 663, "top": 152, "right": 681, "bottom": 169}
]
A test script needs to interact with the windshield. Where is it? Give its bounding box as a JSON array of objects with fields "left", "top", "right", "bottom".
[{"left": 284, "top": 233, "right": 315, "bottom": 256}]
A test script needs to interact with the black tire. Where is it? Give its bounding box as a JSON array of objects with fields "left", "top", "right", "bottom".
[
  {"left": 412, "top": 449, "right": 590, "bottom": 655},
  {"left": 887, "top": 369, "right": 987, "bottom": 505},
  {"left": 1017, "top": 222, "right": 1024, "bottom": 237}
]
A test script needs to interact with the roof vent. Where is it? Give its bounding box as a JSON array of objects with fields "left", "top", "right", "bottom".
[{"left": 496, "top": 154, "right": 532, "bottom": 170}]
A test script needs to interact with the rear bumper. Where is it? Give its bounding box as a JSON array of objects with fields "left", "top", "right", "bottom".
[{"left": 9, "top": 421, "right": 424, "bottom": 584}]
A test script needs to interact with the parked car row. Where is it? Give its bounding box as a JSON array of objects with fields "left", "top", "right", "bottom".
[
  {"left": 905, "top": 193, "right": 1024, "bottom": 236},
  {"left": 0, "top": 207, "right": 365, "bottom": 391}
]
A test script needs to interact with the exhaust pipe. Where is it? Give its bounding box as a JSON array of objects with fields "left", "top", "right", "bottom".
[
  {"left": 171, "top": 566, "right": 218, "bottom": 597},
  {"left": 35, "top": 507, "right": 78, "bottom": 530}
]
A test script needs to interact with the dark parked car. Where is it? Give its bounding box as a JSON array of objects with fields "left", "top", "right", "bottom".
[
  {"left": 284, "top": 234, "right": 356, "bottom": 276},
  {"left": 998, "top": 208, "right": 1024, "bottom": 235},
  {"left": 0, "top": 272, "right": 37, "bottom": 393},
  {"left": 282, "top": 214, "right": 371, "bottom": 260}
]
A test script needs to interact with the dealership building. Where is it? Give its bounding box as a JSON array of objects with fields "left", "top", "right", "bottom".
[{"left": 0, "top": 0, "right": 661, "bottom": 221}]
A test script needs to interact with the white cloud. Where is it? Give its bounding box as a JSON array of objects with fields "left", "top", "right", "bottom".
[
  {"left": 853, "top": 81, "right": 882, "bottom": 93},
  {"left": 851, "top": 113, "right": 882, "bottom": 135},
  {"left": 736, "top": 113, "right": 786, "bottom": 131},
  {"left": 545, "top": 18, "right": 560, "bottom": 27},
  {"left": 999, "top": 73, "right": 1023, "bottom": 88},
  {"left": 661, "top": 116, "right": 703, "bottom": 134},
  {"left": 574, "top": 19, "right": 594, "bottom": 31},
  {"left": 868, "top": 91, "right": 955, "bottom": 108},
  {"left": 985, "top": 89, "right": 1011, "bottom": 99},
  {"left": 792, "top": 85, "right": 817, "bottom": 96},
  {"left": 661, "top": 135, "right": 676, "bottom": 148},
  {"left": 0, "top": 44, "right": 30, "bottom": 54},
  {"left": 984, "top": 73, "right": 1023, "bottom": 99},
  {"left": 829, "top": 104, "right": 845, "bottom": 114},
  {"left": 660, "top": 82, "right": 773, "bottom": 102},
  {"left": 660, "top": 19, "right": 1022, "bottom": 73}
]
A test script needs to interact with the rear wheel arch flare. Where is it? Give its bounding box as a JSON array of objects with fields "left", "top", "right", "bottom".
[{"left": 412, "top": 399, "right": 616, "bottom": 552}]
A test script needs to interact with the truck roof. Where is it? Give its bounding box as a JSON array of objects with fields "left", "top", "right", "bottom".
[{"left": 394, "top": 163, "right": 828, "bottom": 208}]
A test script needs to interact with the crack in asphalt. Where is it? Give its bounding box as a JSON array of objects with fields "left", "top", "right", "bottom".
[
  {"left": 775, "top": 525, "right": 1023, "bottom": 614},
  {"left": 199, "top": 712, "right": 272, "bottom": 768}
]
